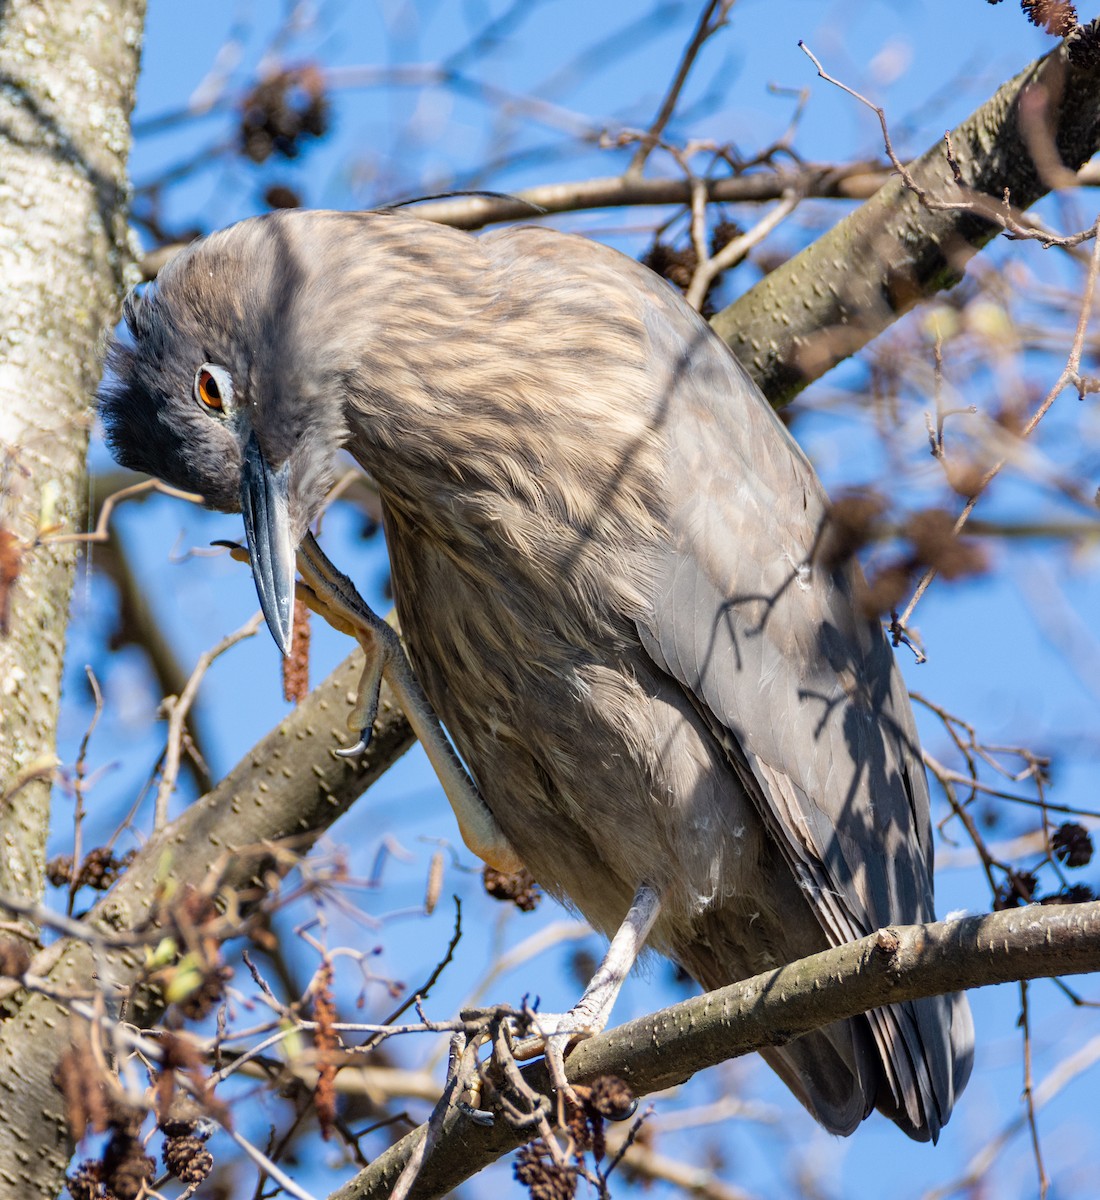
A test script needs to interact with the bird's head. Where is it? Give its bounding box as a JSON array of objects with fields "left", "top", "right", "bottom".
[{"left": 98, "top": 214, "right": 353, "bottom": 655}]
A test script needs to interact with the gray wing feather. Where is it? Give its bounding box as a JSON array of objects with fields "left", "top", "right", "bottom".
[{"left": 635, "top": 301, "right": 969, "bottom": 1135}]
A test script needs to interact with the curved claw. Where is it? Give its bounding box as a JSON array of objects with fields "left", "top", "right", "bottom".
[
  {"left": 456, "top": 1101, "right": 496, "bottom": 1127},
  {"left": 541, "top": 1033, "right": 578, "bottom": 1104},
  {"left": 334, "top": 735, "right": 370, "bottom": 759}
]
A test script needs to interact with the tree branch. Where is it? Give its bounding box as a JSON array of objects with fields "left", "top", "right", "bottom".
[
  {"left": 711, "top": 39, "right": 1100, "bottom": 403},
  {"left": 334, "top": 902, "right": 1100, "bottom": 1200},
  {"left": 299, "top": 162, "right": 1100, "bottom": 236},
  {"left": 0, "top": 0, "right": 147, "bottom": 1191}
]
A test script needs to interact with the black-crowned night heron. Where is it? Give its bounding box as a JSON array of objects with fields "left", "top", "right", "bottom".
[{"left": 99, "top": 209, "right": 973, "bottom": 1140}]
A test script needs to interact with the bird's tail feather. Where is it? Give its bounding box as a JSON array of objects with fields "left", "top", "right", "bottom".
[
  {"left": 759, "top": 1022, "right": 874, "bottom": 1136},
  {"left": 676, "top": 918, "right": 974, "bottom": 1140},
  {"left": 753, "top": 994, "right": 971, "bottom": 1141}
]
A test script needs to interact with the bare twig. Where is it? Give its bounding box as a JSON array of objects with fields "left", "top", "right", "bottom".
[
  {"left": 608, "top": 1135, "right": 758, "bottom": 1200},
  {"left": 67, "top": 668, "right": 104, "bottom": 917},
  {"left": 154, "top": 614, "right": 264, "bottom": 827},
  {"left": 799, "top": 41, "right": 1100, "bottom": 249},
  {"left": 40, "top": 478, "right": 203, "bottom": 545},
  {"left": 225, "top": 1124, "right": 321, "bottom": 1200},
  {"left": 684, "top": 189, "right": 800, "bottom": 311},
  {"left": 1019, "top": 980, "right": 1050, "bottom": 1200},
  {"left": 895, "top": 211, "right": 1100, "bottom": 634},
  {"left": 627, "top": 0, "right": 735, "bottom": 177},
  {"left": 922, "top": 1034, "right": 1100, "bottom": 1200},
  {"left": 923, "top": 754, "right": 1097, "bottom": 820}
]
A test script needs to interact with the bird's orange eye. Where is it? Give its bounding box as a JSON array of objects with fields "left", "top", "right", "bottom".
[
  {"left": 194, "top": 363, "right": 234, "bottom": 413},
  {"left": 196, "top": 369, "right": 223, "bottom": 410}
]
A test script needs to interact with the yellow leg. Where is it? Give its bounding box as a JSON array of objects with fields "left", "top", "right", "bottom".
[
  {"left": 294, "top": 534, "right": 523, "bottom": 873},
  {"left": 513, "top": 884, "right": 660, "bottom": 1097}
]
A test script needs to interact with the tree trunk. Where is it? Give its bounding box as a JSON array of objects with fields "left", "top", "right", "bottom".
[{"left": 0, "top": 0, "right": 145, "bottom": 1193}]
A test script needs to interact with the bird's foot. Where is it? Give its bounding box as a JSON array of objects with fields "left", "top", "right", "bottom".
[
  {"left": 448, "top": 1003, "right": 638, "bottom": 1139},
  {"left": 510, "top": 884, "right": 662, "bottom": 1099},
  {"left": 332, "top": 637, "right": 384, "bottom": 758},
  {"left": 508, "top": 1007, "right": 639, "bottom": 1123},
  {"left": 511, "top": 1008, "right": 600, "bottom": 1102},
  {"left": 291, "top": 531, "right": 393, "bottom": 756}
]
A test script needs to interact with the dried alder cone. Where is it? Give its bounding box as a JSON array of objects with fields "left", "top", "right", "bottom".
[
  {"left": 514, "top": 1144, "right": 578, "bottom": 1200},
  {"left": 162, "top": 1133, "right": 214, "bottom": 1184},
  {"left": 47, "top": 846, "right": 136, "bottom": 891},
  {"left": 60, "top": 1030, "right": 224, "bottom": 1197},
  {"left": 1052, "top": 821, "right": 1093, "bottom": 868},
  {"left": 513, "top": 1078, "right": 635, "bottom": 1200},
  {"left": 817, "top": 492, "right": 987, "bottom": 618},
  {"left": 483, "top": 864, "right": 543, "bottom": 911},
  {"left": 985, "top": 0, "right": 1100, "bottom": 65},
  {"left": 159, "top": 1099, "right": 216, "bottom": 1185},
  {"left": 239, "top": 63, "right": 330, "bottom": 162},
  {"left": 64, "top": 1160, "right": 104, "bottom": 1200},
  {"left": 986, "top": 0, "right": 1075, "bottom": 36},
  {"left": 1024, "top": 0, "right": 1078, "bottom": 36},
  {"left": 65, "top": 1102, "right": 155, "bottom": 1200},
  {"left": 641, "top": 220, "right": 743, "bottom": 316}
]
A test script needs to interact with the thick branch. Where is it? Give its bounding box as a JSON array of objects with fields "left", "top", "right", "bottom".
[
  {"left": 137, "top": 159, "right": 1100, "bottom": 280},
  {"left": 710, "top": 40, "right": 1100, "bottom": 403},
  {"left": 336, "top": 903, "right": 1100, "bottom": 1200},
  {"left": 396, "top": 164, "right": 1100, "bottom": 232},
  {"left": 0, "top": 649, "right": 414, "bottom": 1200},
  {"left": 0, "top": 0, "right": 145, "bottom": 1192}
]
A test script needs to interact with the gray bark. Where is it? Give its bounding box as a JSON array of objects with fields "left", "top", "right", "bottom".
[{"left": 0, "top": 0, "right": 145, "bottom": 1192}]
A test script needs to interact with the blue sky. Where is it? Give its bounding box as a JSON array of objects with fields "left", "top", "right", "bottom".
[{"left": 64, "top": 2, "right": 1100, "bottom": 1197}]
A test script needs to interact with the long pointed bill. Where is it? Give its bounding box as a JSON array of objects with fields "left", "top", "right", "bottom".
[{"left": 240, "top": 432, "right": 296, "bottom": 657}]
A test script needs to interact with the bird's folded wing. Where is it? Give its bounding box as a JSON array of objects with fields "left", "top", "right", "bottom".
[
  {"left": 631, "top": 317, "right": 962, "bottom": 1127},
  {"left": 633, "top": 313, "right": 937, "bottom": 947}
]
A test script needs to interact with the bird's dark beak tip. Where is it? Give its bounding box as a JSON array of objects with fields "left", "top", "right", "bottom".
[
  {"left": 240, "top": 432, "right": 297, "bottom": 660},
  {"left": 270, "top": 616, "right": 293, "bottom": 659}
]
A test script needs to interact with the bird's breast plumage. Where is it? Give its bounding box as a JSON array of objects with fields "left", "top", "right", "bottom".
[{"left": 349, "top": 236, "right": 790, "bottom": 934}]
